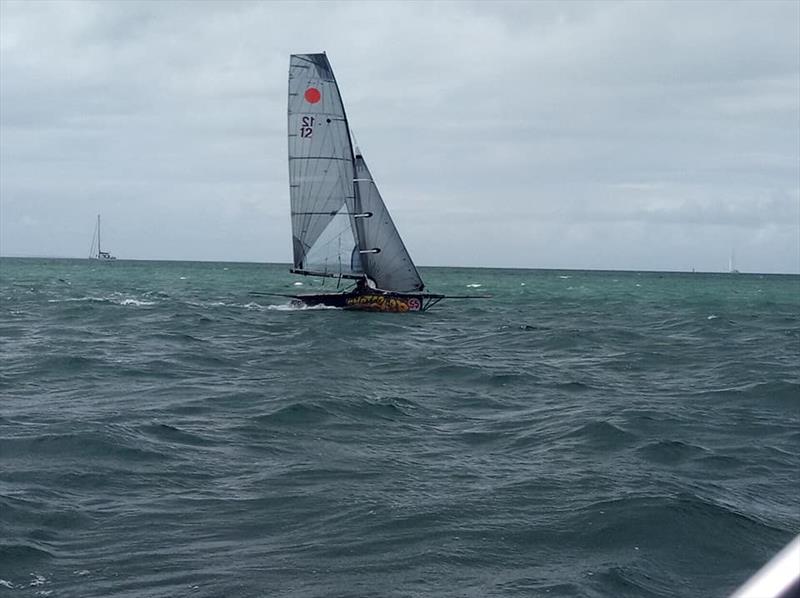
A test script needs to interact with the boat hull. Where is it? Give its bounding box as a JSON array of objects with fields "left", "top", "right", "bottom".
[{"left": 292, "top": 290, "right": 432, "bottom": 312}]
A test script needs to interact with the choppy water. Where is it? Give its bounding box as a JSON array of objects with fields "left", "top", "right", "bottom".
[{"left": 1, "top": 258, "right": 798, "bottom": 597}]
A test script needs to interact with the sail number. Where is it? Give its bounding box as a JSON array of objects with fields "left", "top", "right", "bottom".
[{"left": 300, "top": 116, "right": 314, "bottom": 138}]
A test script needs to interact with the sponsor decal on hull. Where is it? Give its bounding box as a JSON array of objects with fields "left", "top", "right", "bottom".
[{"left": 345, "top": 294, "right": 422, "bottom": 312}]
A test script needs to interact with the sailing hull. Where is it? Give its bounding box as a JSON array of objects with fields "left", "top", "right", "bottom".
[{"left": 292, "top": 289, "right": 435, "bottom": 312}]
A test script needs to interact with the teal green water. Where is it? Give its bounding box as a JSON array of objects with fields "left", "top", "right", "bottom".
[{"left": 1, "top": 258, "right": 798, "bottom": 597}]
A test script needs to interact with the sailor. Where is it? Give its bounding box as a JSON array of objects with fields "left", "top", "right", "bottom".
[{"left": 355, "top": 277, "right": 378, "bottom": 293}]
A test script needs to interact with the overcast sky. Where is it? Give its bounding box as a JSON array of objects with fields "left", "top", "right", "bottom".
[{"left": 1, "top": 0, "right": 798, "bottom": 273}]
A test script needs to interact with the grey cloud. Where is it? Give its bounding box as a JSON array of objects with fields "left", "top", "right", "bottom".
[{"left": 1, "top": 0, "right": 797, "bottom": 272}]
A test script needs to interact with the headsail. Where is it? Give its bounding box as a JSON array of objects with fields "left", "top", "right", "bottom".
[
  {"left": 353, "top": 151, "right": 424, "bottom": 292},
  {"left": 288, "top": 53, "right": 361, "bottom": 278}
]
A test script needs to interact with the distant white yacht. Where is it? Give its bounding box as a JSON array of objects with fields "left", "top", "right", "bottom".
[
  {"left": 728, "top": 250, "right": 739, "bottom": 274},
  {"left": 89, "top": 214, "right": 117, "bottom": 260}
]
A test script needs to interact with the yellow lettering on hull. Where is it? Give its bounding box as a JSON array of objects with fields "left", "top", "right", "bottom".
[{"left": 345, "top": 294, "right": 421, "bottom": 312}]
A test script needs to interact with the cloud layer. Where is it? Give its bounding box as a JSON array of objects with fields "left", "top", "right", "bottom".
[{"left": 1, "top": 0, "right": 798, "bottom": 272}]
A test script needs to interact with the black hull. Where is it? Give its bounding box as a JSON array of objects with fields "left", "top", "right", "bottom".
[{"left": 291, "top": 289, "right": 443, "bottom": 312}]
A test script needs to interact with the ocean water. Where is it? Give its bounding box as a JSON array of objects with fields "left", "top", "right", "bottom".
[{"left": 1, "top": 257, "right": 798, "bottom": 598}]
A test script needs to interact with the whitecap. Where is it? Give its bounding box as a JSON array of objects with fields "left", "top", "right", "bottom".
[
  {"left": 293, "top": 282, "right": 304, "bottom": 286},
  {"left": 0, "top": 580, "right": 14, "bottom": 589},
  {"left": 48, "top": 296, "right": 104, "bottom": 303},
  {"left": 707, "top": 315, "right": 718, "bottom": 320},
  {"left": 29, "top": 574, "right": 46, "bottom": 587},
  {"left": 466, "top": 283, "right": 482, "bottom": 288},
  {"left": 119, "top": 299, "right": 155, "bottom": 307},
  {"left": 179, "top": 276, "right": 187, "bottom": 280},
  {"left": 520, "top": 283, "right": 526, "bottom": 286},
  {"left": 559, "top": 275, "right": 571, "bottom": 279}
]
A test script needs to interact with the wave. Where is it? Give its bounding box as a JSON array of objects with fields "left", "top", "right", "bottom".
[
  {"left": 636, "top": 439, "right": 708, "bottom": 465},
  {"left": 255, "top": 402, "right": 332, "bottom": 425},
  {"left": 0, "top": 430, "right": 167, "bottom": 462},
  {"left": 558, "top": 420, "right": 639, "bottom": 449},
  {"left": 26, "top": 354, "right": 103, "bottom": 375},
  {"left": 562, "top": 492, "right": 787, "bottom": 551},
  {"left": 593, "top": 563, "right": 678, "bottom": 598},
  {"left": 0, "top": 542, "right": 55, "bottom": 565},
  {"left": 140, "top": 423, "right": 218, "bottom": 448},
  {"left": 556, "top": 380, "right": 593, "bottom": 392},
  {"left": 694, "top": 380, "right": 800, "bottom": 404},
  {"left": 253, "top": 395, "right": 425, "bottom": 428},
  {"left": 340, "top": 396, "right": 423, "bottom": 421},
  {"left": 0, "top": 493, "right": 94, "bottom": 532},
  {"left": 143, "top": 332, "right": 205, "bottom": 344},
  {"left": 693, "top": 453, "right": 746, "bottom": 471}
]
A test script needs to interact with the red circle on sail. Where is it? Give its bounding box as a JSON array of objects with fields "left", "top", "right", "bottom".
[{"left": 304, "top": 87, "right": 321, "bottom": 103}]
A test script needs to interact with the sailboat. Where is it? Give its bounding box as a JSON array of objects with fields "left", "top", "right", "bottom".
[
  {"left": 728, "top": 250, "right": 740, "bottom": 274},
  {"left": 283, "top": 53, "right": 449, "bottom": 312},
  {"left": 88, "top": 214, "right": 117, "bottom": 261}
]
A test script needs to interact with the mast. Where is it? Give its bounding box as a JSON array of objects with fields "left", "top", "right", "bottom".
[
  {"left": 97, "top": 214, "right": 101, "bottom": 258},
  {"left": 329, "top": 66, "right": 370, "bottom": 282}
]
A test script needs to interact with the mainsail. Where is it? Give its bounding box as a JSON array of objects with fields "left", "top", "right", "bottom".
[
  {"left": 287, "top": 53, "right": 423, "bottom": 292},
  {"left": 288, "top": 54, "right": 361, "bottom": 278}
]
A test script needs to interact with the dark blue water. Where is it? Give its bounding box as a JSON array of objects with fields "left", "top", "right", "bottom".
[{"left": 1, "top": 258, "right": 798, "bottom": 597}]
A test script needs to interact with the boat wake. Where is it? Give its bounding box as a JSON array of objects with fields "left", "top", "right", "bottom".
[
  {"left": 47, "top": 295, "right": 155, "bottom": 306},
  {"left": 266, "top": 302, "right": 340, "bottom": 312}
]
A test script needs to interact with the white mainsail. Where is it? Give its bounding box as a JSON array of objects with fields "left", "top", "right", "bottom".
[{"left": 288, "top": 54, "right": 361, "bottom": 278}]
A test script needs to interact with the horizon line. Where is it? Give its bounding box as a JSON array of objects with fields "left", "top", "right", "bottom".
[{"left": 1, "top": 254, "right": 798, "bottom": 276}]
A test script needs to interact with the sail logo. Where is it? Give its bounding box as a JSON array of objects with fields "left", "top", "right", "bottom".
[{"left": 304, "top": 87, "right": 321, "bottom": 103}]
